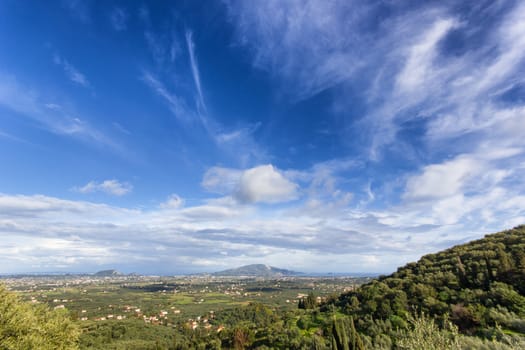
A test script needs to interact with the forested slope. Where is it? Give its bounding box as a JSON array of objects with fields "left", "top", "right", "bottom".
[{"left": 332, "top": 225, "right": 525, "bottom": 345}]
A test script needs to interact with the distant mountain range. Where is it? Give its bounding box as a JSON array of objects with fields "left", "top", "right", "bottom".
[{"left": 211, "top": 264, "right": 302, "bottom": 277}]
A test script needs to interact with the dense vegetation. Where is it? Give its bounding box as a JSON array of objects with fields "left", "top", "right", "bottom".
[
  {"left": 0, "top": 284, "right": 79, "bottom": 349},
  {"left": 331, "top": 225, "right": 525, "bottom": 347},
  {"left": 2, "top": 226, "right": 525, "bottom": 349}
]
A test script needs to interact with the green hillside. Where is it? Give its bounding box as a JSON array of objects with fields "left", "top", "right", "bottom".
[{"left": 329, "top": 225, "right": 525, "bottom": 346}]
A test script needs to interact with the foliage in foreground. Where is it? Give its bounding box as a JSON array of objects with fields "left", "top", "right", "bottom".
[
  {"left": 393, "top": 313, "right": 525, "bottom": 350},
  {"left": 0, "top": 284, "right": 79, "bottom": 350},
  {"left": 395, "top": 313, "right": 460, "bottom": 350}
]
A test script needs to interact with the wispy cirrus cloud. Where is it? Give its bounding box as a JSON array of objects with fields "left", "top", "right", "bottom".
[
  {"left": 185, "top": 30, "right": 206, "bottom": 112},
  {"left": 53, "top": 54, "right": 90, "bottom": 87},
  {"left": 0, "top": 72, "right": 119, "bottom": 150},
  {"left": 139, "top": 5, "right": 180, "bottom": 65},
  {"left": 140, "top": 21, "right": 265, "bottom": 166},
  {"left": 225, "top": 0, "right": 369, "bottom": 100},
  {"left": 225, "top": 0, "right": 525, "bottom": 159},
  {"left": 0, "top": 130, "right": 28, "bottom": 144},
  {"left": 395, "top": 18, "right": 458, "bottom": 93},
  {"left": 226, "top": 2, "right": 525, "bottom": 160},
  {"left": 141, "top": 71, "right": 194, "bottom": 123}
]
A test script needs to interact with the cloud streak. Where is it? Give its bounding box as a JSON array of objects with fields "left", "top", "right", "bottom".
[
  {"left": 141, "top": 71, "right": 194, "bottom": 123},
  {"left": 185, "top": 30, "right": 206, "bottom": 111},
  {"left": 0, "top": 72, "right": 120, "bottom": 150},
  {"left": 141, "top": 24, "right": 265, "bottom": 166},
  {"left": 53, "top": 54, "right": 90, "bottom": 87},
  {"left": 74, "top": 180, "right": 133, "bottom": 196},
  {"left": 395, "top": 18, "right": 457, "bottom": 93}
]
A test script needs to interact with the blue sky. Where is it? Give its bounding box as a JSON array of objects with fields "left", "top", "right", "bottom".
[{"left": 0, "top": 0, "right": 524, "bottom": 274}]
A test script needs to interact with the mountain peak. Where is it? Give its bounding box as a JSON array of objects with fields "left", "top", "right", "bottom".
[
  {"left": 212, "top": 264, "right": 301, "bottom": 277},
  {"left": 94, "top": 269, "right": 123, "bottom": 277}
]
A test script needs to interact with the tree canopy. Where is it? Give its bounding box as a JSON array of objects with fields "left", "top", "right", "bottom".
[{"left": 0, "top": 284, "right": 79, "bottom": 350}]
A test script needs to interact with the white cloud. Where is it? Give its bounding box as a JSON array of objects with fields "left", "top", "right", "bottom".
[
  {"left": 160, "top": 194, "right": 184, "bottom": 209},
  {"left": 0, "top": 164, "right": 524, "bottom": 274},
  {"left": 404, "top": 156, "right": 481, "bottom": 200},
  {"left": 0, "top": 193, "right": 137, "bottom": 219},
  {"left": 473, "top": 2, "right": 525, "bottom": 95},
  {"left": 235, "top": 165, "right": 299, "bottom": 203},
  {"left": 415, "top": 4, "right": 525, "bottom": 147},
  {"left": 180, "top": 203, "right": 243, "bottom": 220},
  {"left": 74, "top": 180, "right": 133, "bottom": 196},
  {"left": 396, "top": 18, "right": 457, "bottom": 92},
  {"left": 202, "top": 164, "right": 298, "bottom": 204},
  {"left": 404, "top": 143, "right": 521, "bottom": 202},
  {"left": 225, "top": 0, "right": 367, "bottom": 99},
  {"left": 399, "top": 142, "right": 523, "bottom": 229},
  {"left": 202, "top": 167, "right": 242, "bottom": 194}
]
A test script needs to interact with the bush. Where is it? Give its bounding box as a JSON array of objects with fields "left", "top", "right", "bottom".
[{"left": 395, "top": 313, "right": 460, "bottom": 350}]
